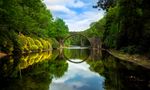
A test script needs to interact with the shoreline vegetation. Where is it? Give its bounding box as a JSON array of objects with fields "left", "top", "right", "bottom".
[
  {"left": 0, "top": 0, "right": 68, "bottom": 56},
  {"left": 17, "top": 34, "right": 52, "bottom": 54},
  {"left": 107, "top": 49, "right": 150, "bottom": 69},
  {"left": 0, "top": 34, "right": 53, "bottom": 55}
]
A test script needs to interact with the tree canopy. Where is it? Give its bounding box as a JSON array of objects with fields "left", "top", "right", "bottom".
[
  {"left": 0, "top": 0, "right": 69, "bottom": 53},
  {"left": 86, "top": 0, "right": 150, "bottom": 54}
]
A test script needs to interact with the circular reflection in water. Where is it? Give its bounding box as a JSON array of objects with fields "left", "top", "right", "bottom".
[
  {"left": 65, "top": 57, "right": 89, "bottom": 64},
  {"left": 63, "top": 48, "right": 90, "bottom": 64}
]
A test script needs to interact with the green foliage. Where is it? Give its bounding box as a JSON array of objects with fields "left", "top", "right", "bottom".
[
  {"left": 0, "top": 30, "right": 17, "bottom": 54},
  {"left": 103, "top": 6, "right": 119, "bottom": 48},
  {"left": 93, "top": 0, "right": 150, "bottom": 54},
  {"left": 48, "top": 18, "right": 69, "bottom": 40},
  {"left": 0, "top": 0, "right": 69, "bottom": 53},
  {"left": 0, "top": 51, "right": 53, "bottom": 90},
  {"left": 18, "top": 34, "right": 52, "bottom": 53},
  {"left": 120, "top": 45, "right": 139, "bottom": 54},
  {"left": 49, "top": 38, "right": 59, "bottom": 49},
  {"left": 64, "top": 34, "right": 90, "bottom": 46},
  {"left": 0, "top": 0, "right": 53, "bottom": 36},
  {"left": 116, "top": 0, "right": 143, "bottom": 49},
  {"left": 35, "top": 40, "right": 43, "bottom": 50},
  {"left": 64, "top": 49, "right": 90, "bottom": 60},
  {"left": 82, "top": 18, "right": 105, "bottom": 38},
  {"left": 39, "top": 38, "right": 51, "bottom": 50},
  {"left": 94, "top": 0, "right": 116, "bottom": 10}
]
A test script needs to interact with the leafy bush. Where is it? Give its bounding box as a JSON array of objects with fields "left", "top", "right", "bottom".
[
  {"left": 17, "top": 34, "right": 52, "bottom": 53},
  {"left": 34, "top": 40, "right": 43, "bottom": 51}
]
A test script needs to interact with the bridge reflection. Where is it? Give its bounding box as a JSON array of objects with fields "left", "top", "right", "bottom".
[{"left": 57, "top": 47, "right": 103, "bottom": 63}]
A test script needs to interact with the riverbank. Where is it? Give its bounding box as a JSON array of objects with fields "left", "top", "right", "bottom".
[
  {"left": 107, "top": 49, "right": 150, "bottom": 69},
  {"left": 0, "top": 52, "right": 7, "bottom": 58}
]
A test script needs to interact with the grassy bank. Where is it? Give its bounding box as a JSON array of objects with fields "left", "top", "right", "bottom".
[{"left": 107, "top": 49, "right": 150, "bottom": 69}]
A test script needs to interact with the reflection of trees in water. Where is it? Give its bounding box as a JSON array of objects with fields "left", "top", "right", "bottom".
[
  {"left": 19, "top": 51, "right": 52, "bottom": 69},
  {"left": 1, "top": 50, "right": 150, "bottom": 90},
  {"left": 0, "top": 51, "right": 53, "bottom": 78},
  {"left": 88, "top": 51, "right": 150, "bottom": 90},
  {"left": 0, "top": 50, "right": 68, "bottom": 90},
  {"left": 64, "top": 49, "right": 90, "bottom": 60},
  {"left": 63, "top": 49, "right": 103, "bottom": 63},
  {"left": 0, "top": 56, "right": 20, "bottom": 78},
  {"left": 49, "top": 57, "right": 68, "bottom": 78},
  {"left": 88, "top": 49, "right": 102, "bottom": 61}
]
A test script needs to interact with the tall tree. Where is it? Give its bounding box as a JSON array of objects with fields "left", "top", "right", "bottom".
[{"left": 48, "top": 18, "right": 69, "bottom": 40}]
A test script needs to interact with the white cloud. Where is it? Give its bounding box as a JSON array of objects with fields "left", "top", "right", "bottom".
[
  {"left": 47, "top": 5, "right": 76, "bottom": 15},
  {"left": 44, "top": 0, "right": 104, "bottom": 31},
  {"left": 68, "top": 0, "right": 86, "bottom": 8},
  {"left": 65, "top": 10, "right": 104, "bottom": 31},
  {"left": 44, "top": 0, "right": 86, "bottom": 8},
  {"left": 44, "top": 0, "right": 69, "bottom": 4}
]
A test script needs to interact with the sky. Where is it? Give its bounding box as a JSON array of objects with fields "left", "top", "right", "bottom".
[{"left": 43, "top": 0, "right": 104, "bottom": 32}]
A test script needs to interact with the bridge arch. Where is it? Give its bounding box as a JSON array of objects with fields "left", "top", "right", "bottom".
[{"left": 63, "top": 33, "right": 91, "bottom": 47}]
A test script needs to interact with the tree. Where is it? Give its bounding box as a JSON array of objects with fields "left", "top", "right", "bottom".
[
  {"left": 48, "top": 18, "right": 69, "bottom": 46},
  {"left": 0, "top": 0, "right": 63, "bottom": 53},
  {"left": 94, "top": 0, "right": 116, "bottom": 10}
]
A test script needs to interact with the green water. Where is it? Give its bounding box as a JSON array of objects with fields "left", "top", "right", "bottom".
[{"left": 0, "top": 48, "right": 150, "bottom": 90}]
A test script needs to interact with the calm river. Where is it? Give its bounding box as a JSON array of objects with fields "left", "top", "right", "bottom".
[{"left": 0, "top": 48, "right": 150, "bottom": 90}]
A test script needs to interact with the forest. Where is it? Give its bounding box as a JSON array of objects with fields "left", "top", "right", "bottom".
[
  {"left": 83, "top": 0, "right": 150, "bottom": 55},
  {"left": 0, "top": 0, "right": 150, "bottom": 55},
  {"left": 0, "top": 0, "right": 69, "bottom": 54}
]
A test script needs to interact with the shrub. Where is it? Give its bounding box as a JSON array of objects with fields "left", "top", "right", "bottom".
[
  {"left": 34, "top": 39, "right": 43, "bottom": 51},
  {"left": 17, "top": 34, "right": 52, "bottom": 53}
]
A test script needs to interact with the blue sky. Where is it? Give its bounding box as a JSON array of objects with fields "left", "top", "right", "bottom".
[{"left": 43, "top": 0, "right": 104, "bottom": 32}]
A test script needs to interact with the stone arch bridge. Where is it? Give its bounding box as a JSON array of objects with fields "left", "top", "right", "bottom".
[{"left": 60, "top": 33, "right": 102, "bottom": 49}]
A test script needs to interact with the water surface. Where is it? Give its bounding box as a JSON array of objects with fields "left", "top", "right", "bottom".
[{"left": 0, "top": 48, "right": 150, "bottom": 90}]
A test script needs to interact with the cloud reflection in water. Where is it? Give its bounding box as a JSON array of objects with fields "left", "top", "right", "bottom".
[{"left": 50, "top": 59, "right": 105, "bottom": 90}]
